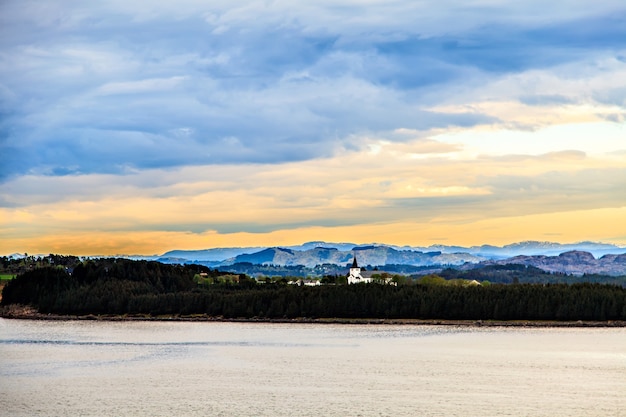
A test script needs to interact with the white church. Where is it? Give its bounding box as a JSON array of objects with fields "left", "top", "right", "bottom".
[
  {"left": 347, "top": 256, "right": 397, "bottom": 285},
  {"left": 347, "top": 257, "right": 373, "bottom": 284}
]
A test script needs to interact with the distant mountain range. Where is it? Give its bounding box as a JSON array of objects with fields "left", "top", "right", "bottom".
[
  {"left": 7, "top": 241, "right": 625, "bottom": 276},
  {"left": 476, "top": 251, "right": 626, "bottom": 276},
  {"left": 146, "top": 240, "right": 626, "bottom": 276},
  {"left": 156, "top": 240, "right": 624, "bottom": 263},
  {"left": 216, "top": 246, "right": 483, "bottom": 268}
]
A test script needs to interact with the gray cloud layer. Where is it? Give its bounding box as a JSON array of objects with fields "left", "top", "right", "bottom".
[{"left": 1, "top": 1, "right": 625, "bottom": 181}]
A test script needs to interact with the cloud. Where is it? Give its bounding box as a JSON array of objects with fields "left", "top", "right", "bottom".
[
  {"left": 2, "top": 1, "right": 626, "bottom": 181},
  {"left": 486, "top": 150, "right": 587, "bottom": 163},
  {"left": 3, "top": 134, "right": 623, "bottom": 233},
  {"left": 2, "top": 1, "right": 626, "bottom": 253}
]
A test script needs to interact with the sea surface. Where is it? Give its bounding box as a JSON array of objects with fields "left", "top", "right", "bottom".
[{"left": 1, "top": 318, "right": 625, "bottom": 417}]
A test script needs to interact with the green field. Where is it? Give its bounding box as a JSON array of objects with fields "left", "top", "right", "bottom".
[{"left": 0, "top": 274, "right": 17, "bottom": 281}]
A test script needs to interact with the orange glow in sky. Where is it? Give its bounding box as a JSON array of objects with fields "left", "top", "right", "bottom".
[{"left": 1, "top": 2, "right": 625, "bottom": 255}]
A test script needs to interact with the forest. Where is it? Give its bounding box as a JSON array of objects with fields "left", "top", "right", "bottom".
[
  {"left": 438, "top": 264, "right": 626, "bottom": 286},
  {"left": 2, "top": 257, "right": 626, "bottom": 321}
]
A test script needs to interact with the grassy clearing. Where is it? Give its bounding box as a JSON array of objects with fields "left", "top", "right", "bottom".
[{"left": 0, "top": 274, "right": 17, "bottom": 281}]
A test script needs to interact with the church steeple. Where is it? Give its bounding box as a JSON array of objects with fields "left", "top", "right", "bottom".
[{"left": 347, "top": 255, "right": 365, "bottom": 284}]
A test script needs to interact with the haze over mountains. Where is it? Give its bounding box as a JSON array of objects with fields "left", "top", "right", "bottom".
[
  {"left": 479, "top": 251, "right": 626, "bottom": 277},
  {"left": 5, "top": 241, "right": 626, "bottom": 277},
  {"left": 151, "top": 241, "right": 626, "bottom": 276}
]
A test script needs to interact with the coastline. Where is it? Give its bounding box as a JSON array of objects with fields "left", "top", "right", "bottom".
[{"left": 2, "top": 305, "right": 625, "bottom": 327}]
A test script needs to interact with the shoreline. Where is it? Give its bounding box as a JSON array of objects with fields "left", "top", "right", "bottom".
[{"left": 2, "top": 305, "right": 625, "bottom": 327}]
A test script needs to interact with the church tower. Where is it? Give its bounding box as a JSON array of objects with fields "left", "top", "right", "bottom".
[
  {"left": 348, "top": 256, "right": 370, "bottom": 284},
  {"left": 350, "top": 256, "right": 361, "bottom": 276}
]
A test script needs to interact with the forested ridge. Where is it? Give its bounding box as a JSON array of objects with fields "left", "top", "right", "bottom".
[
  {"left": 439, "top": 264, "right": 626, "bottom": 286},
  {"left": 2, "top": 258, "right": 626, "bottom": 321}
]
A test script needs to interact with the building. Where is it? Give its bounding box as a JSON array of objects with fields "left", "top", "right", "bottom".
[
  {"left": 347, "top": 256, "right": 373, "bottom": 284},
  {"left": 347, "top": 256, "right": 398, "bottom": 286}
]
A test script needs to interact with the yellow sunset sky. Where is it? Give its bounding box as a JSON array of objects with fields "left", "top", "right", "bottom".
[{"left": 1, "top": 1, "right": 625, "bottom": 255}]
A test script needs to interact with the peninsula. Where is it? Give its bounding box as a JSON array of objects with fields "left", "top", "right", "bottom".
[{"left": 2, "top": 256, "right": 625, "bottom": 324}]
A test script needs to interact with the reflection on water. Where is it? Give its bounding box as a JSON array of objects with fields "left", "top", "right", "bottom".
[{"left": 1, "top": 319, "right": 625, "bottom": 417}]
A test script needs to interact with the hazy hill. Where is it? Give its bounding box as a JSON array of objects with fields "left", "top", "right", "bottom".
[
  {"left": 147, "top": 240, "right": 625, "bottom": 268},
  {"left": 159, "top": 247, "right": 265, "bottom": 262},
  {"left": 151, "top": 240, "right": 625, "bottom": 264},
  {"left": 476, "top": 251, "right": 626, "bottom": 276},
  {"left": 6, "top": 240, "right": 624, "bottom": 265},
  {"left": 471, "top": 241, "right": 624, "bottom": 258},
  {"left": 215, "top": 245, "right": 485, "bottom": 268}
]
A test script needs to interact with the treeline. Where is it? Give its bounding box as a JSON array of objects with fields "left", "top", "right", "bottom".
[
  {"left": 180, "top": 283, "right": 626, "bottom": 321},
  {"left": 220, "top": 262, "right": 440, "bottom": 277},
  {"left": 2, "top": 259, "right": 626, "bottom": 321},
  {"left": 223, "top": 262, "right": 315, "bottom": 277},
  {"left": 1, "top": 254, "right": 82, "bottom": 276},
  {"left": 1, "top": 259, "right": 235, "bottom": 314},
  {"left": 439, "top": 264, "right": 626, "bottom": 286}
]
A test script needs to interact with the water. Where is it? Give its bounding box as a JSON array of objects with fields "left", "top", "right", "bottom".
[{"left": 1, "top": 319, "right": 625, "bottom": 417}]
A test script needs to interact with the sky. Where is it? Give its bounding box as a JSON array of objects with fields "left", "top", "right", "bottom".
[{"left": 1, "top": 0, "right": 625, "bottom": 256}]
